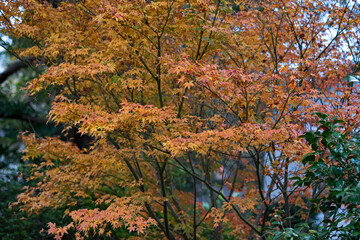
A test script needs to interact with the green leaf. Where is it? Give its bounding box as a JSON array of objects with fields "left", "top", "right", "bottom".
[
  {"left": 313, "top": 112, "right": 328, "bottom": 120},
  {"left": 302, "top": 153, "right": 315, "bottom": 164}
]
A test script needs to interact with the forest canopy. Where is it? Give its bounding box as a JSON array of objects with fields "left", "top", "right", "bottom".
[{"left": 1, "top": 0, "right": 360, "bottom": 239}]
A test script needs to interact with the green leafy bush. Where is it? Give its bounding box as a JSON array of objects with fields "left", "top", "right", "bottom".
[{"left": 266, "top": 113, "right": 360, "bottom": 240}]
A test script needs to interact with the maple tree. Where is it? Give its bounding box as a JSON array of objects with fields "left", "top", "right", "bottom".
[{"left": 1, "top": 0, "right": 360, "bottom": 239}]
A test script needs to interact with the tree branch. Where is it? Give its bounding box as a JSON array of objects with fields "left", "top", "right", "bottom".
[
  {"left": 0, "top": 57, "right": 35, "bottom": 85},
  {"left": 0, "top": 113, "right": 47, "bottom": 124}
]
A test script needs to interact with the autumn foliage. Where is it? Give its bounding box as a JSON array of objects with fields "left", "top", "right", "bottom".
[{"left": 1, "top": 0, "right": 360, "bottom": 239}]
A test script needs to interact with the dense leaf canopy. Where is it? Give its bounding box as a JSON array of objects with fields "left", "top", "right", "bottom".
[{"left": 1, "top": 0, "right": 360, "bottom": 239}]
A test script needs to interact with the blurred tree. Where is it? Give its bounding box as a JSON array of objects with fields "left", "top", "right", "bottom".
[{"left": 0, "top": 34, "right": 61, "bottom": 239}]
